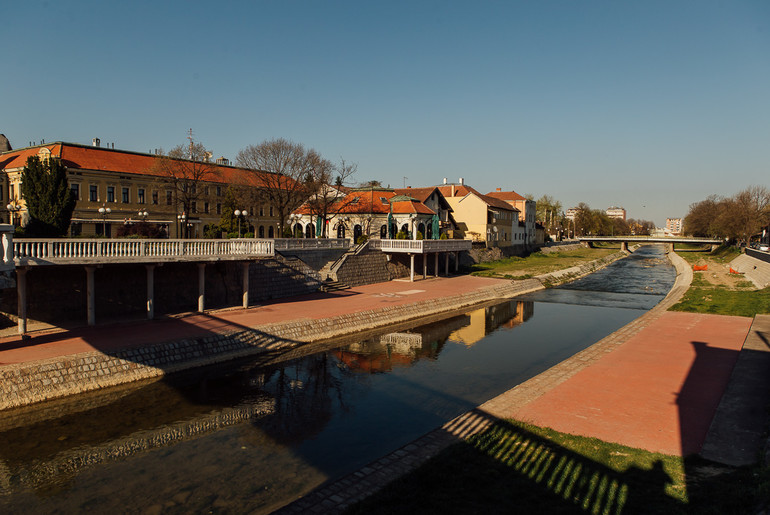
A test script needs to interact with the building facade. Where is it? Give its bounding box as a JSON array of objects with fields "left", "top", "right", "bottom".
[{"left": 1, "top": 142, "right": 283, "bottom": 238}]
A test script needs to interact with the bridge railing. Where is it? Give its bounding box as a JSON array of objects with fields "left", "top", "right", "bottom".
[
  {"left": 378, "top": 239, "right": 472, "bottom": 253},
  {"left": 13, "top": 238, "right": 275, "bottom": 264},
  {"left": 272, "top": 238, "right": 350, "bottom": 250}
]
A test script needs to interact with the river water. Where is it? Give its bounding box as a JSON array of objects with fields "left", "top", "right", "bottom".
[{"left": 0, "top": 246, "right": 674, "bottom": 514}]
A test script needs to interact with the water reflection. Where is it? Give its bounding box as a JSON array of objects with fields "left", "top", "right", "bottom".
[{"left": 0, "top": 247, "right": 674, "bottom": 514}]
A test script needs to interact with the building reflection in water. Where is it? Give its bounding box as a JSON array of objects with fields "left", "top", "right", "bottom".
[{"left": 335, "top": 301, "right": 535, "bottom": 374}]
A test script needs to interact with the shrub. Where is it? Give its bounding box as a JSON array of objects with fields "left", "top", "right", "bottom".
[
  {"left": 356, "top": 235, "right": 369, "bottom": 245},
  {"left": 416, "top": 231, "right": 424, "bottom": 240}
]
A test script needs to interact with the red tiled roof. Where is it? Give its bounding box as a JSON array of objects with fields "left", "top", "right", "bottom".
[
  {"left": 437, "top": 184, "right": 516, "bottom": 211},
  {"left": 486, "top": 190, "right": 527, "bottom": 202},
  {"left": 294, "top": 188, "right": 436, "bottom": 216},
  {"left": 1, "top": 142, "right": 280, "bottom": 188}
]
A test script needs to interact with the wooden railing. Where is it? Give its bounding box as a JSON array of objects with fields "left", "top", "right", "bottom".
[{"left": 13, "top": 238, "right": 275, "bottom": 264}]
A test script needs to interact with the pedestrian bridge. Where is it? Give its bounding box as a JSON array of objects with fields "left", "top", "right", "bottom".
[{"left": 578, "top": 236, "right": 723, "bottom": 252}]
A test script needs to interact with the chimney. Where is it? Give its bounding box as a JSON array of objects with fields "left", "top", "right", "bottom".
[
  {"left": 92, "top": 138, "right": 100, "bottom": 147},
  {"left": 496, "top": 188, "right": 501, "bottom": 192},
  {"left": 459, "top": 177, "right": 464, "bottom": 185},
  {"left": 443, "top": 177, "right": 448, "bottom": 185},
  {"left": 451, "top": 185, "right": 455, "bottom": 197}
]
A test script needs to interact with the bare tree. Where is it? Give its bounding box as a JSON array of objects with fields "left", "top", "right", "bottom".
[
  {"left": 235, "top": 138, "right": 320, "bottom": 236},
  {"left": 732, "top": 185, "right": 770, "bottom": 244},
  {"left": 152, "top": 138, "right": 220, "bottom": 219},
  {"left": 302, "top": 158, "right": 358, "bottom": 237}
]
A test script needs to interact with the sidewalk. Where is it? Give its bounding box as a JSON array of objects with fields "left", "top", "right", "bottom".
[{"left": 0, "top": 275, "right": 514, "bottom": 366}]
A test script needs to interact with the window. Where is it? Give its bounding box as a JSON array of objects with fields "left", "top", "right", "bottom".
[
  {"left": 9, "top": 184, "right": 15, "bottom": 200},
  {"left": 70, "top": 184, "right": 80, "bottom": 200},
  {"left": 269, "top": 206, "right": 274, "bottom": 217},
  {"left": 90, "top": 185, "right": 98, "bottom": 202},
  {"left": 216, "top": 203, "right": 221, "bottom": 215},
  {"left": 107, "top": 186, "right": 115, "bottom": 203},
  {"left": 166, "top": 190, "right": 173, "bottom": 205},
  {"left": 152, "top": 191, "right": 158, "bottom": 205},
  {"left": 70, "top": 222, "right": 82, "bottom": 237},
  {"left": 138, "top": 188, "right": 146, "bottom": 204},
  {"left": 122, "top": 187, "right": 130, "bottom": 203},
  {"left": 204, "top": 202, "right": 209, "bottom": 214},
  {"left": 259, "top": 206, "right": 264, "bottom": 216},
  {"left": 216, "top": 186, "right": 222, "bottom": 196},
  {"left": 191, "top": 201, "right": 197, "bottom": 213},
  {"left": 204, "top": 186, "right": 209, "bottom": 196},
  {"left": 268, "top": 226, "right": 274, "bottom": 238}
]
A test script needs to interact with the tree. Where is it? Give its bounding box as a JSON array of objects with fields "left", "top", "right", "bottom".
[
  {"left": 535, "top": 195, "right": 563, "bottom": 233},
  {"left": 235, "top": 138, "right": 320, "bottom": 236},
  {"left": 152, "top": 137, "right": 220, "bottom": 219},
  {"left": 20, "top": 155, "right": 76, "bottom": 237},
  {"left": 302, "top": 157, "right": 358, "bottom": 237},
  {"left": 732, "top": 185, "right": 770, "bottom": 244}
]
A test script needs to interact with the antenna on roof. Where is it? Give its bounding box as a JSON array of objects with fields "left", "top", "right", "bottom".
[
  {"left": 403, "top": 176, "right": 408, "bottom": 188},
  {"left": 187, "top": 128, "right": 194, "bottom": 159}
]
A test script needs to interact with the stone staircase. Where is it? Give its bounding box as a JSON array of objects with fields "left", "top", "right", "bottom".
[{"left": 319, "top": 279, "right": 350, "bottom": 293}]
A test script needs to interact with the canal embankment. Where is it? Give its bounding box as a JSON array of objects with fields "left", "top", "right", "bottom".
[{"left": 0, "top": 249, "right": 630, "bottom": 411}]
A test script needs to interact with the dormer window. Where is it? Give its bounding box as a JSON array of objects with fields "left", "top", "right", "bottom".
[
  {"left": 37, "top": 148, "right": 51, "bottom": 161},
  {"left": 380, "top": 197, "right": 389, "bottom": 205}
]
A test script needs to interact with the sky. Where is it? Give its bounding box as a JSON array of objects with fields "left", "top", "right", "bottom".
[{"left": 4, "top": 0, "right": 769, "bottom": 226}]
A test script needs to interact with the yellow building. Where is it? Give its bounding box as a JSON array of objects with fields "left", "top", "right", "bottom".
[
  {"left": 437, "top": 181, "right": 517, "bottom": 247},
  {"left": 0, "top": 142, "right": 283, "bottom": 238}
]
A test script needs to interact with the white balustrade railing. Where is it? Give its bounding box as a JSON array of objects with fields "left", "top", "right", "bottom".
[
  {"left": 13, "top": 238, "right": 274, "bottom": 263},
  {"left": 378, "top": 239, "right": 471, "bottom": 253},
  {"left": 272, "top": 238, "right": 350, "bottom": 250}
]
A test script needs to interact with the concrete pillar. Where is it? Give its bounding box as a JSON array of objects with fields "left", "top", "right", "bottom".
[
  {"left": 197, "top": 263, "right": 206, "bottom": 312},
  {"left": 455, "top": 252, "right": 459, "bottom": 272},
  {"left": 86, "top": 266, "right": 96, "bottom": 326},
  {"left": 445, "top": 252, "right": 450, "bottom": 275},
  {"left": 16, "top": 267, "right": 28, "bottom": 335},
  {"left": 146, "top": 264, "right": 155, "bottom": 320},
  {"left": 242, "top": 262, "right": 250, "bottom": 308},
  {"left": 621, "top": 241, "right": 629, "bottom": 252},
  {"left": 422, "top": 253, "right": 427, "bottom": 279},
  {"left": 410, "top": 254, "right": 415, "bottom": 282},
  {"left": 434, "top": 252, "right": 439, "bottom": 277}
]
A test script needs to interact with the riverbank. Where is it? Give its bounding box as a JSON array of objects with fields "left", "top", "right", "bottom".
[
  {"left": 0, "top": 250, "right": 630, "bottom": 411},
  {"left": 277, "top": 250, "right": 770, "bottom": 514}
]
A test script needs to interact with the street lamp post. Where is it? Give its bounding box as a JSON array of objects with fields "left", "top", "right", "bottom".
[
  {"left": 98, "top": 205, "right": 112, "bottom": 237},
  {"left": 177, "top": 212, "right": 187, "bottom": 239},
  {"left": 234, "top": 209, "right": 248, "bottom": 238},
  {"left": 138, "top": 209, "right": 149, "bottom": 221},
  {"left": 6, "top": 201, "right": 22, "bottom": 226}
]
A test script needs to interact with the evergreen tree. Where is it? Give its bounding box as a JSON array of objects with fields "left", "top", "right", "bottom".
[{"left": 20, "top": 156, "right": 76, "bottom": 237}]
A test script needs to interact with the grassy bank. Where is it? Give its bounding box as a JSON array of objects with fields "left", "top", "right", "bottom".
[
  {"left": 346, "top": 418, "right": 768, "bottom": 514},
  {"left": 470, "top": 246, "right": 618, "bottom": 279},
  {"left": 670, "top": 246, "right": 770, "bottom": 317}
]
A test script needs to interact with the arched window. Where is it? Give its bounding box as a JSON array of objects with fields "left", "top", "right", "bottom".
[
  {"left": 294, "top": 224, "right": 303, "bottom": 238},
  {"left": 305, "top": 224, "right": 314, "bottom": 239},
  {"left": 400, "top": 224, "right": 408, "bottom": 234},
  {"left": 258, "top": 225, "right": 265, "bottom": 238},
  {"left": 337, "top": 224, "right": 346, "bottom": 239},
  {"left": 268, "top": 226, "right": 275, "bottom": 238},
  {"left": 353, "top": 224, "right": 363, "bottom": 242},
  {"left": 418, "top": 223, "right": 425, "bottom": 236},
  {"left": 426, "top": 222, "right": 433, "bottom": 239},
  {"left": 380, "top": 225, "right": 387, "bottom": 238}
]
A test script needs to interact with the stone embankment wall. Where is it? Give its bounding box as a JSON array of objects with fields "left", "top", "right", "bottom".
[
  {"left": 0, "top": 250, "right": 629, "bottom": 411},
  {"left": 729, "top": 253, "right": 770, "bottom": 289}
]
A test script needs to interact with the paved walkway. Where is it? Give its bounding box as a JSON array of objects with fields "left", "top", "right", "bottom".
[
  {"left": 276, "top": 251, "right": 770, "bottom": 514},
  {"left": 0, "top": 275, "right": 512, "bottom": 366}
]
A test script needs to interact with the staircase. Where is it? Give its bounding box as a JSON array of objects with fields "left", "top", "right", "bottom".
[{"left": 319, "top": 279, "right": 350, "bottom": 293}]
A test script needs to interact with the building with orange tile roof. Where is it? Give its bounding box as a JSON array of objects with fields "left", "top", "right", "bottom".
[
  {"left": 486, "top": 188, "right": 538, "bottom": 245},
  {"left": 1, "top": 141, "right": 286, "bottom": 238},
  {"left": 292, "top": 187, "right": 446, "bottom": 241},
  {"left": 436, "top": 178, "right": 519, "bottom": 247}
]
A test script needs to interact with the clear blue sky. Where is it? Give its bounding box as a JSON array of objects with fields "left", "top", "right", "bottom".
[{"left": 4, "top": 0, "right": 769, "bottom": 226}]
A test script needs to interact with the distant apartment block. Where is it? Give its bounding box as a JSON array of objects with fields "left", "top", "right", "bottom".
[
  {"left": 605, "top": 206, "right": 626, "bottom": 221},
  {"left": 565, "top": 207, "right": 578, "bottom": 221},
  {"left": 666, "top": 218, "right": 683, "bottom": 235}
]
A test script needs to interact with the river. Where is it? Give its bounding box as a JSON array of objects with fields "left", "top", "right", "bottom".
[{"left": 0, "top": 245, "right": 675, "bottom": 514}]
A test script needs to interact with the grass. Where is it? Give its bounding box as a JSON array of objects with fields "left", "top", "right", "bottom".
[
  {"left": 345, "top": 418, "right": 769, "bottom": 514},
  {"left": 670, "top": 244, "right": 770, "bottom": 317},
  {"left": 469, "top": 247, "right": 618, "bottom": 278}
]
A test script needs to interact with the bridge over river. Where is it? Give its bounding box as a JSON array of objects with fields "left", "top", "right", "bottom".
[{"left": 579, "top": 236, "right": 723, "bottom": 252}]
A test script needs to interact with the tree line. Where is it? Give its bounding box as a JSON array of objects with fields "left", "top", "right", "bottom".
[{"left": 684, "top": 185, "right": 770, "bottom": 243}]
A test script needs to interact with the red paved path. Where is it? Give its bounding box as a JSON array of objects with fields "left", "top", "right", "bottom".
[
  {"left": 0, "top": 275, "right": 509, "bottom": 367},
  {"left": 508, "top": 311, "right": 753, "bottom": 456}
]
